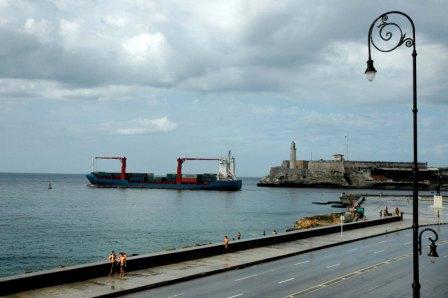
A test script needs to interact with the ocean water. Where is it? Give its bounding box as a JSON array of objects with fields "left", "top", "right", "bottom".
[{"left": 0, "top": 173, "right": 437, "bottom": 277}]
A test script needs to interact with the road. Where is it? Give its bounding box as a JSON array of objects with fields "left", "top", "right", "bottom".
[{"left": 124, "top": 225, "right": 448, "bottom": 298}]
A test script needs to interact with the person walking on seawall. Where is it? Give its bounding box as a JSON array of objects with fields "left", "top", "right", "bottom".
[
  {"left": 119, "top": 252, "right": 127, "bottom": 277},
  {"left": 224, "top": 236, "right": 229, "bottom": 253},
  {"left": 237, "top": 232, "right": 241, "bottom": 240},
  {"left": 379, "top": 209, "right": 383, "bottom": 218},
  {"left": 108, "top": 251, "right": 117, "bottom": 276}
]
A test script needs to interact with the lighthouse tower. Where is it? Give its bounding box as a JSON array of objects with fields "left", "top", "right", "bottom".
[{"left": 290, "top": 141, "right": 297, "bottom": 169}]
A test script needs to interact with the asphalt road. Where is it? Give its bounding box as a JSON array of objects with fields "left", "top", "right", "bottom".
[{"left": 124, "top": 225, "right": 448, "bottom": 298}]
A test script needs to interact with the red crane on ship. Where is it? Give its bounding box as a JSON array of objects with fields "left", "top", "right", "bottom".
[
  {"left": 93, "top": 156, "right": 127, "bottom": 180},
  {"left": 176, "top": 157, "right": 219, "bottom": 184}
]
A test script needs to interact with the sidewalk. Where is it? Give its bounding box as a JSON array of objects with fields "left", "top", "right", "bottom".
[{"left": 14, "top": 210, "right": 446, "bottom": 298}]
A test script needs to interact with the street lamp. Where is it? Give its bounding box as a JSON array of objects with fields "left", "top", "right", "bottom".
[
  {"left": 418, "top": 228, "right": 439, "bottom": 263},
  {"left": 364, "top": 59, "right": 376, "bottom": 82},
  {"left": 365, "top": 11, "right": 438, "bottom": 298}
]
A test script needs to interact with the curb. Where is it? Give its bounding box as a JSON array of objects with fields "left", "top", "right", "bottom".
[{"left": 96, "top": 225, "right": 413, "bottom": 298}]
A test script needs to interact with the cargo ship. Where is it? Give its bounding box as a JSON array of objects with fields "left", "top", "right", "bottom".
[{"left": 86, "top": 152, "right": 242, "bottom": 191}]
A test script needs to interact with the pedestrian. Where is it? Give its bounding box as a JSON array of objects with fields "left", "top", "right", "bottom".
[
  {"left": 263, "top": 231, "right": 266, "bottom": 236},
  {"left": 395, "top": 207, "right": 400, "bottom": 216},
  {"left": 108, "top": 251, "right": 117, "bottom": 276},
  {"left": 237, "top": 232, "right": 241, "bottom": 240},
  {"left": 119, "top": 252, "right": 127, "bottom": 277},
  {"left": 379, "top": 209, "right": 383, "bottom": 218},
  {"left": 385, "top": 206, "right": 389, "bottom": 216},
  {"left": 224, "top": 236, "right": 229, "bottom": 253}
]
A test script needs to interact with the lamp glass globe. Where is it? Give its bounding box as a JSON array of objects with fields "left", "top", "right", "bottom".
[{"left": 365, "top": 71, "right": 376, "bottom": 82}]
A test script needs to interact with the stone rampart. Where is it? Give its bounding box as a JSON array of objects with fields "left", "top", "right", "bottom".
[
  {"left": 281, "top": 161, "right": 290, "bottom": 169},
  {"left": 344, "top": 160, "right": 427, "bottom": 170},
  {"left": 295, "top": 160, "right": 308, "bottom": 169},
  {"left": 307, "top": 160, "right": 345, "bottom": 172}
]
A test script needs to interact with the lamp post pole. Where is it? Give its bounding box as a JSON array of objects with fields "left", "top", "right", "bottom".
[
  {"left": 411, "top": 33, "right": 419, "bottom": 298},
  {"left": 364, "top": 11, "right": 421, "bottom": 298}
]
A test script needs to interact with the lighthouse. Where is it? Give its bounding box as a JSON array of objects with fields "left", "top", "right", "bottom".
[{"left": 290, "top": 141, "right": 297, "bottom": 169}]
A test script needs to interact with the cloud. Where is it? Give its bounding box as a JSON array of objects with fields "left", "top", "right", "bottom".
[
  {"left": 0, "top": 1, "right": 445, "bottom": 106},
  {"left": 104, "top": 15, "right": 127, "bottom": 27},
  {"left": 434, "top": 144, "right": 448, "bottom": 156},
  {"left": 101, "top": 117, "right": 177, "bottom": 135},
  {"left": 122, "top": 32, "right": 168, "bottom": 63},
  {"left": 59, "top": 19, "right": 81, "bottom": 48},
  {"left": 22, "top": 18, "right": 51, "bottom": 39},
  {"left": 0, "top": 78, "right": 165, "bottom": 103},
  {"left": 0, "top": 1, "right": 447, "bottom": 174}
]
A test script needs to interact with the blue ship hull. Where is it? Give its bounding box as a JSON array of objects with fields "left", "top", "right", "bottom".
[{"left": 86, "top": 173, "right": 242, "bottom": 191}]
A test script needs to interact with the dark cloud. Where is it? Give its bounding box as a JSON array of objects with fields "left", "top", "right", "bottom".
[
  {"left": 0, "top": 1, "right": 447, "bottom": 174},
  {"left": 0, "top": 1, "right": 445, "bottom": 106}
]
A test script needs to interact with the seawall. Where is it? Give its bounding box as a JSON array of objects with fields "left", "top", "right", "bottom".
[{"left": 0, "top": 216, "right": 402, "bottom": 296}]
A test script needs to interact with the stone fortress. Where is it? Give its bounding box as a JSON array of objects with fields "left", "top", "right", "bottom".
[{"left": 258, "top": 141, "right": 448, "bottom": 190}]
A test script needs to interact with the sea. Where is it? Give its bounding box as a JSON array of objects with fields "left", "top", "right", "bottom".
[{"left": 0, "top": 173, "right": 438, "bottom": 278}]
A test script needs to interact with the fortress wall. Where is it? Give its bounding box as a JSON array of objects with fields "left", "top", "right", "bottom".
[
  {"left": 279, "top": 160, "right": 426, "bottom": 172},
  {"left": 295, "top": 160, "right": 308, "bottom": 170},
  {"left": 308, "top": 161, "right": 345, "bottom": 173},
  {"left": 281, "top": 161, "right": 290, "bottom": 169},
  {"left": 282, "top": 160, "right": 309, "bottom": 170},
  {"left": 287, "top": 168, "right": 308, "bottom": 175},
  {"left": 344, "top": 160, "right": 427, "bottom": 170},
  {"left": 304, "top": 170, "right": 347, "bottom": 185},
  {"left": 269, "top": 166, "right": 284, "bottom": 177}
]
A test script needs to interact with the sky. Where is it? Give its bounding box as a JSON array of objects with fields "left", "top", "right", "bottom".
[{"left": 0, "top": 0, "right": 447, "bottom": 176}]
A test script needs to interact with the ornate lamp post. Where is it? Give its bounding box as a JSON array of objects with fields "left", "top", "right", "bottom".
[{"left": 365, "top": 11, "right": 438, "bottom": 298}]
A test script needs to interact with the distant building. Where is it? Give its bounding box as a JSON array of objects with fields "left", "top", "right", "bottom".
[
  {"left": 332, "top": 154, "right": 345, "bottom": 162},
  {"left": 258, "top": 142, "right": 448, "bottom": 190}
]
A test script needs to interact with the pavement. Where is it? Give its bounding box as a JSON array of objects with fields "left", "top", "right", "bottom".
[{"left": 11, "top": 202, "right": 447, "bottom": 298}]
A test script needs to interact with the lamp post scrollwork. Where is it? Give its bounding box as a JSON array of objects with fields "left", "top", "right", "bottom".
[{"left": 418, "top": 228, "right": 439, "bottom": 259}]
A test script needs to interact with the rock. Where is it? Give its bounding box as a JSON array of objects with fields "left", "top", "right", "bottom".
[{"left": 294, "top": 213, "right": 345, "bottom": 230}]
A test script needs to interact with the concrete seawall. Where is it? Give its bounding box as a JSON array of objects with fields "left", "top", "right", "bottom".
[{"left": 0, "top": 216, "right": 402, "bottom": 296}]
